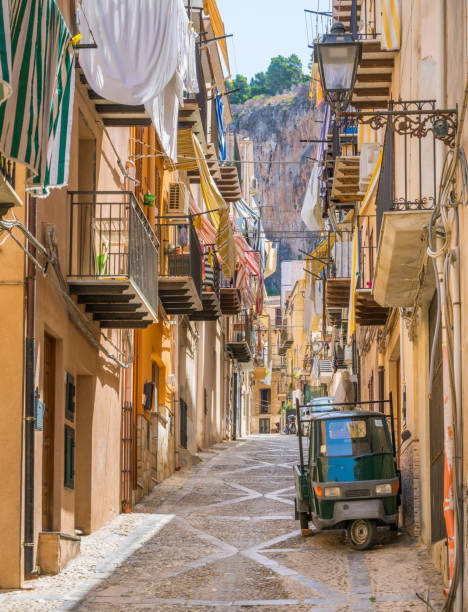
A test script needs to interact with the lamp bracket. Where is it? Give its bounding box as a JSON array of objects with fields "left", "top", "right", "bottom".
[{"left": 342, "top": 102, "right": 458, "bottom": 147}]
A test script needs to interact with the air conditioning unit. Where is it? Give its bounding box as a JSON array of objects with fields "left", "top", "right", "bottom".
[
  {"left": 359, "top": 143, "right": 381, "bottom": 193},
  {"left": 318, "top": 359, "right": 333, "bottom": 384},
  {"left": 168, "top": 182, "right": 189, "bottom": 215}
]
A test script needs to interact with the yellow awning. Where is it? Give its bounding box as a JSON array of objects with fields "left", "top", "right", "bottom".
[
  {"left": 202, "top": 0, "right": 230, "bottom": 73},
  {"left": 192, "top": 133, "right": 237, "bottom": 280},
  {"left": 192, "top": 133, "right": 224, "bottom": 229},
  {"left": 381, "top": 0, "right": 401, "bottom": 51}
]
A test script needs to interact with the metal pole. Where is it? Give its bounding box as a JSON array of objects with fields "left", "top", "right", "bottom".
[
  {"left": 296, "top": 398, "right": 305, "bottom": 473},
  {"left": 389, "top": 392, "right": 397, "bottom": 463},
  {"left": 24, "top": 195, "right": 36, "bottom": 576}
]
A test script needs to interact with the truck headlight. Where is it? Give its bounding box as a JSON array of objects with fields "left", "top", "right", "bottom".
[
  {"left": 324, "top": 486, "right": 341, "bottom": 497},
  {"left": 375, "top": 483, "right": 392, "bottom": 495}
]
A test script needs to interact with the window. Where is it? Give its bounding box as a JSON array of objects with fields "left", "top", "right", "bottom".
[
  {"left": 64, "top": 425, "right": 75, "bottom": 489},
  {"left": 260, "top": 389, "right": 270, "bottom": 414},
  {"left": 65, "top": 373, "right": 75, "bottom": 422},
  {"left": 319, "top": 417, "right": 392, "bottom": 457},
  {"left": 275, "top": 308, "right": 282, "bottom": 328}
]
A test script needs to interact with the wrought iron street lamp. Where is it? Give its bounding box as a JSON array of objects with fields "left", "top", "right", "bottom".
[{"left": 315, "top": 22, "right": 361, "bottom": 113}]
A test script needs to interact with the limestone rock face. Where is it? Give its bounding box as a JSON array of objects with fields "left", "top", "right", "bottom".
[{"left": 231, "top": 85, "right": 321, "bottom": 293}]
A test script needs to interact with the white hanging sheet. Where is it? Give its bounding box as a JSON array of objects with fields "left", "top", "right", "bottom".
[{"left": 78, "top": 0, "right": 198, "bottom": 161}]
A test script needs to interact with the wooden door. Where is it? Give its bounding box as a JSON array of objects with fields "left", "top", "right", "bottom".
[
  {"left": 259, "top": 418, "right": 270, "bottom": 434},
  {"left": 42, "top": 334, "right": 56, "bottom": 531}
]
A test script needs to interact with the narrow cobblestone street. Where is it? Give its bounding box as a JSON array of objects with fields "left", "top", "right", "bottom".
[{"left": 1, "top": 435, "right": 445, "bottom": 611}]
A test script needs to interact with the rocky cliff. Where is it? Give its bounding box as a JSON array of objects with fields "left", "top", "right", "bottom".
[{"left": 231, "top": 85, "right": 321, "bottom": 294}]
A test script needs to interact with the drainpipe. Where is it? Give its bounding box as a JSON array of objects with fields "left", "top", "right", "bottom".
[
  {"left": 451, "top": 241, "right": 462, "bottom": 611},
  {"left": 399, "top": 311, "right": 407, "bottom": 428},
  {"left": 24, "top": 194, "right": 36, "bottom": 575}
]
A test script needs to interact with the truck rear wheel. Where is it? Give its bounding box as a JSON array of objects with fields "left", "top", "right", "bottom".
[
  {"left": 347, "top": 519, "right": 376, "bottom": 550},
  {"left": 299, "top": 512, "right": 309, "bottom": 530}
]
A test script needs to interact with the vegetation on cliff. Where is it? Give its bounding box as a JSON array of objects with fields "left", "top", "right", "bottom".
[{"left": 228, "top": 54, "right": 308, "bottom": 104}]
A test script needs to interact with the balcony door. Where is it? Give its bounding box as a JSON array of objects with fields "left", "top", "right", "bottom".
[
  {"left": 260, "top": 388, "right": 270, "bottom": 414},
  {"left": 42, "top": 333, "right": 56, "bottom": 531}
]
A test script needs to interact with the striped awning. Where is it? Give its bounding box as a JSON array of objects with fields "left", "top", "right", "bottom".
[
  {"left": 381, "top": 0, "right": 401, "bottom": 51},
  {"left": 0, "top": 0, "right": 75, "bottom": 196},
  {"left": 0, "top": 0, "right": 12, "bottom": 105},
  {"left": 192, "top": 133, "right": 238, "bottom": 280}
]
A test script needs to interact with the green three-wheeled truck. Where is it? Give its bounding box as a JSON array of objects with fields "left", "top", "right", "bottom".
[{"left": 293, "top": 397, "right": 401, "bottom": 550}]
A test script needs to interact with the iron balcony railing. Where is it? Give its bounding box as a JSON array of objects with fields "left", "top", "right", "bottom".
[
  {"left": 157, "top": 216, "right": 203, "bottom": 300},
  {"left": 0, "top": 152, "right": 15, "bottom": 188},
  {"left": 220, "top": 269, "right": 237, "bottom": 289},
  {"left": 68, "top": 191, "right": 159, "bottom": 317},
  {"left": 323, "top": 219, "right": 377, "bottom": 290},
  {"left": 231, "top": 312, "right": 252, "bottom": 347},
  {"left": 204, "top": 253, "right": 220, "bottom": 297}
]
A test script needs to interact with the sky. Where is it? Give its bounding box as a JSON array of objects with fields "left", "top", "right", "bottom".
[{"left": 217, "top": 0, "right": 320, "bottom": 80}]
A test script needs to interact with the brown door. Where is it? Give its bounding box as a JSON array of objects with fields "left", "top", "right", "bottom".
[{"left": 42, "top": 334, "right": 56, "bottom": 531}]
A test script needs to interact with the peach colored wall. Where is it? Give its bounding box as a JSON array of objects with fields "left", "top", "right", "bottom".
[{"left": 0, "top": 166, "right": 26, "bottom": 588}]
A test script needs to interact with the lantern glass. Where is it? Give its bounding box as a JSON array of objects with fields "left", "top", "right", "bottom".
[
  {"left": 319, "top": 43, "right": 359, "bottom": 92},
  {"left": 315, "top": 22, "right": 361, "bottom": 112}
]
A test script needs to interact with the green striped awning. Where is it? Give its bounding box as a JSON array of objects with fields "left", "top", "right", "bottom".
[
  {"left": 0, "top": 0, "right": 75, "bottom": 196},
  {"left": 0, "top": 0, "right": 12, "bottom": 104}
]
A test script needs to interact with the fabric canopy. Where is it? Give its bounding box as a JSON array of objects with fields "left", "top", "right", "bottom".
[
  {"left": 301, "top": 161, "right": 324, "bottom": 232},
  {"left": 0, "top": 0, "right": 75, "bottom": 196},
  {"left": 78, "top": 0, "right": 197, "bottom": 161},
  {"left": 0, "top": 0, "right": 12, "bottom": 105},
  {"left": 381, "top": 0, "right": 401, "bottom": 51},
  {"left": 202, "top": 0, "right": 230, "bottom": 73},
  {"left": 264, "top": 240, "right": 277, "bottom": 279},
  {"left": 215, "top": 92, "right": 226, "bottom": 161},
  {"left": 192, "top": 133, "right": 237, "bottom": 279}
]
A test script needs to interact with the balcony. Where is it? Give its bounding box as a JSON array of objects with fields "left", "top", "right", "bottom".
[
  {"left": 325, "top": 224, "right": 388, "bottom": 327},
  {"left": 68, "top": 191, "right": 159, "bottom": 328},
  {"left": 330, "top": 156, "right": 362, "bottom": 204},
  {"left": 77, "top": 66, "right": 151, "bottom": 127},
  {"left": 325, "top": 232, "right": 353, "bottom": 326},
  {"left": 158, "top": 217, "right": 203, "bottom": 315},
  {"left": 372, "top": 112, "right": 438, "bottom": 307},
  {"left": 332, "top": 0, "right": 396, "bottom": 109},
  {"left": 226, "top": 313, "right": 252, "bottom": 362},
  {"left": 355, "top": 217, "right": 389, "bottom": 325},
  {"left": 352, "top": 40, "right": 396, "bottom": 110},
  {"left": 278, "top": 321, "right": 293, "bottom": 355},
  {"left": 219, "top": 272, "right": 242, "bottom": 315},
  {"left": 189, "top": 255, "right": 222, "bottom": 321}
]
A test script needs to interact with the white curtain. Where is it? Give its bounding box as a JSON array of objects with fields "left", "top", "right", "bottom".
[{"left": 78, "top": 0, "right": 198, "bottom": 161}]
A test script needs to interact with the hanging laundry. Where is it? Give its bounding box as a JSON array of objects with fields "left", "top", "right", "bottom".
[
  {"left": 78, "top": 0, "right": 198, "bottom": 161},
  {"left": 215, "top": 91, "right": 226, "bottom": 161}
]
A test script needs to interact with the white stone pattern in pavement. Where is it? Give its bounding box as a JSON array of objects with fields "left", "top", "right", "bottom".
[{"left": 0, "top": 436, "right": 445, "bottom": 611}]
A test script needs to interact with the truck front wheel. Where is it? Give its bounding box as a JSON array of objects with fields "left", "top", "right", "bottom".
[{"left": 347, "top": 519, "right": 376, "bottom": 550}]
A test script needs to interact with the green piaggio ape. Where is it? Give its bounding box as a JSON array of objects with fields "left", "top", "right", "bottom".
[{"left": 293, "top": 398, "right": 401, "bottom": 550}]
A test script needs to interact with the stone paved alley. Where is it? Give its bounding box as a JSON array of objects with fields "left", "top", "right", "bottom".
[{"left": 0, "top": 435, "right": 446, "bottom": 611}]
